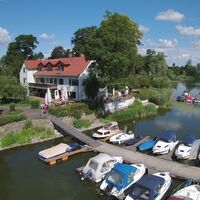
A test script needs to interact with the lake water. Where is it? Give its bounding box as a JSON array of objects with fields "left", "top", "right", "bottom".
[{"left": 0, "top": 82, "right": 200, "bottom": 200}]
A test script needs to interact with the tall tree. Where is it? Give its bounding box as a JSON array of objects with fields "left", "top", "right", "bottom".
[
  {"left": 3, "top": 34, "right": 38, "bottom": 76},
  {"left": 32, "top": 52, "right": 44, "bottom": 60},
  {"left": 50, "top": 46, "right": 66, "bottom": 58},
  {"left": 72, "top": 12, "right": 143, "bottom": 80}
]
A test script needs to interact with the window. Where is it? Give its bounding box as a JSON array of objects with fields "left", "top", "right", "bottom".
[
  {"left": 49, "top": 78, "right": 53, "bottom": 84},
  {"left": 59, "top": 79, "right": 64, "bottom": 85},
  {"left": 47, "top": 64, "right": 52, "bottom": 71},
  {"left": 58, "top": 65, "right": 64, "bottom": 71},
  {"left": 68, "top": 92, "right": 76, "bottom": 99},
  {"left": 54, "top": 78, "right": 57, "bottom": 84},
  {"left": 40, "top": 78, "right": 45, "bottom": 83},
  {"left": 38, "top": 64, "right": 44, "bottom": 71},
  {"left": 23, "top": 68, "right": 27, "bottom": 73},
  {"left": 69, "top": 79, "right": 78, "bottom": 86},
  {"left": 23, "top": 78, "right": 27, "bottom": 83},
  {"left": 36, "top": 78, "right": 40, "bottom": 83},
  {"left": 46, "top": 78, "right": 49, "bottom": 83}
]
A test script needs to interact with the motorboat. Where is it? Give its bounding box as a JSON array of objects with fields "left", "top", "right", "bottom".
[
  {"left": 137, "top": 137, "right": 158, "bottom": 152},
  {"left": 109, "top": 131, "right": 135, "bottom": 144},
  {"left": 182, "top": 91, "right": 190, "bottom": 97},
  {"left": 81, "top": 153, "right": 123, "bottom": 183},
  {"left": 176, "top": 96, "right": 185, "bottom": 102},
  {"left": 175, "top": 135, "right": 196, "bottom": 160},
  {"left": 100, "top": 163, "right": 146, "bottom": 197},
  {"left": 38, "top": 143, "right": 80, "bottom": 162},
  {"left": 185, "top": 96, "right": 193, "bottom": 103},
  {"left": 153, "top": 131, "right": 179, "bottom": 155},
  {"left": 125, "top": 172, "right": 171, "bottom": 200},
  {"left": 124, "top": 135, "right": 143, "bottom": 146},
  {"left": 92, "top": 122, "right": 119, "bottom": 139},
  {"left": 168, "top": 184, "right": 200, "bottom": 200}
]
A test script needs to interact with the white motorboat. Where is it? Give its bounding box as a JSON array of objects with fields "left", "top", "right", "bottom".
[
  {"left": 81, "top": 153, "right": 122, "bottom": 183},
  {"left": 92, "top": 122, "right": 119, "bottom": 139},
  {"left": 125, "top": 172, "right": 171, "bottom": 200},
  {"left": 175, "top": 135, "right": 196, "bottom": 160},
  {"left": 168, "top": 185, "right": 200, "bottom": 200},
  {"left": 109, "top": 131, "right": 134, "bottom": 144},
  {"left": 100, "top": 163, "right": 146, "bottom": 197},
  {"left": 153, "top": 131, "right": 179, "bottom": 155}
]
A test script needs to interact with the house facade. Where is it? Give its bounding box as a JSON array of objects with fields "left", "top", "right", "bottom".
[{"left": 19, "top": 55, "right": 95, "bottom": 101}]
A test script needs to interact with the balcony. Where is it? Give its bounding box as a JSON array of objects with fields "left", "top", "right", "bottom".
[{"left": 28, "top": 83, "right": 57, "bottom": 90}]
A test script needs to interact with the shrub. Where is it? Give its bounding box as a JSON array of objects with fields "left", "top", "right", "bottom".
[
  {"left": 73, "top": 119, "right": 92, "bottom": 129},
  {"left": 7, "top": 109, "right": 23, "bottom": 115},
  {"left": 9, "top": 103, "right": 15, "bottom": 111},
  {"left": 0, "top": 114, "right": 27, "bottom": 126},
  {"left": 0, "top": 133, "right": 16, "bottom": 147},
  {"left": 69, "top": 110, "right": 82, "bottom": 119},
  {"left": 30, "top": 99, "right": 40, "bottom": 109}
]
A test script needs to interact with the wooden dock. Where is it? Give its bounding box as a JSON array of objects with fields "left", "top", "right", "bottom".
[
  {"left": 46, "top": 147, "right": 89, "bottom": 165},
  {"left": 48, "top": 114, "right": 200, "bottom": 182}
]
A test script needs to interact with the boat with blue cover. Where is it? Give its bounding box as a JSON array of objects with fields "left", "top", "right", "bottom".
[
  {"left": 125, "top": 172, "right": 171, "bottom": 200},
  {"left": 175, "top": 134, "right": 196, "bottom": 160},
  {"left": 100, "top": 163, "right": 146, "bottom": 197},
  {"left": 137, "top": 137, "right": 158, "bottom": 152},
  {"left": 153, "top": 131, "right": 179, "bottom": 155}
]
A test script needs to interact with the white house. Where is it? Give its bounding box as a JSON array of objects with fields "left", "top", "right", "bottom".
[{"left": 19, "top": 55, "right": 95, "bottom": 101}]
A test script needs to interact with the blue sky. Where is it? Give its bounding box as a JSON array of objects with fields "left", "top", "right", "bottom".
[{"left": 1, "top": 0, "right": 200, "bottom": 65}]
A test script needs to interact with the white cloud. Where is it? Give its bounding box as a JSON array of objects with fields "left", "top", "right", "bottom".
[
  {"left": 39, "top": 33, "right": 54, "bottom": 40},
  {"left": 139, "top": 25, "right": 149, "bottom": 33},
  {"left": 176, "top": 25, "right": 200, "bottom": 36},
  {"left": 0, "top": 26, "right": 11, "bottom": 45},
  {"left": 192, "top": 40, "right": 200, "bottom": 47},
  {"left": 156, "top": 9, "right": 185, "bottom": 22},
  {"left": 159, "top": 39, "right": 177, "bottom": 48}
]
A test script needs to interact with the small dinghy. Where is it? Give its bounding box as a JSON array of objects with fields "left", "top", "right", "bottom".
[
  {"left": 81, "top": 153, "right": 122, "bottom": 183},
  {"left": 109, "top": 132, "right": 134, "bottom": 144},
  {"left": 100, "top": 163, "right": 146, "bottom": 198},
  {"left": 125, "top": 172, "right": 171, "bottom": 200},
  {"left": 175, "top": 134, "right": 196, "bottom": 160},
  {"left": 137, "top": 137, "right": 158, "bottom": 152},
  {"left": 176, "top": 96, "right": 185, "bottom": 102},
  {"left": 153, "top": 131, "right": 179, "bottom": 155},
  {"left": 93, "top": 122, "right": 119, "bottom": 139},
  {"left": 168, "top": 184, "right": 200, "bottom": 200},
  {"left": 38, "top": 143, "right": 80, "bottom": 162}
]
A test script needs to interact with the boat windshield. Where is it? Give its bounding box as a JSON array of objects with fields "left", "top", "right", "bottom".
[
  {"left": 107, "top": 171, "right": 123, "bottom": 187},
  {"left": 88, "top": 160, "right": 98, "bottom": 171},
  {"left": 130, "top": 186, "right": 150, "bottom": 200},
  {"left": 96, "top": 131, "right": 104, "bottom": 135}
]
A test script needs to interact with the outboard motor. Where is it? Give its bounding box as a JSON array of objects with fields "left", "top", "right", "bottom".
[
  {"left": 81, "top": 169, "right": 92, "bottom": 181},
  {"left": 103, "top": 184, "right": 114, "bottom": 196}
]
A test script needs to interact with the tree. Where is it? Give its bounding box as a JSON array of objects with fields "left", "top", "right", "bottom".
[
  {"left": 72, "top": 12, "right": 143, "bottom": 80},
  {"left": 84, "top": 73, "right": 99, "bottom": 100},
  {"left": 3, "top": 34, "right": 38, "bottom": 77},
  {"left": 50, "top": 46, "right": 66, "bottom": 58},
  {"left": 32, "top": 52, "right": 44, "bottom": 60},
  {"left": 0, "top": 76, "right": 27, "bottom": 102}
]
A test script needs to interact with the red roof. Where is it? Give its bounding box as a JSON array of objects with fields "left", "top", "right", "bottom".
[{"left": 24, "top": 56, "right": 92, "bottom": 77}]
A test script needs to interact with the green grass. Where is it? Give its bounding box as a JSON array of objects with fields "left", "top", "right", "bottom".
[
  {"left": 0, "top": 126, "right": 54, "bottom": 148},
  {"left": 73, "top": 119, "right": 92, "bottom": 129}
]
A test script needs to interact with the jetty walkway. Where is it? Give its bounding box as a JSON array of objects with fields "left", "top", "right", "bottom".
[{"left": 48, "top": 115, "right": 200, "bottom": 182}]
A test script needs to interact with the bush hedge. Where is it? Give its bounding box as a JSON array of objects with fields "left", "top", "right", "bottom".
[
  {"left": 0, "top": 113, "right": 27, "bottom": 126},
  {"left": 30, "top": 99, "right": 40, "bottom": 109},
  {"left": 49, "top": 103, "right": 93, "bottom": 118}
]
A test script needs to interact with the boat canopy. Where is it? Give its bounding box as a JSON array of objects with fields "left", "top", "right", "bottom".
[
  {"left": 129, "top": 174, "right": 165, "bottom": 200},
  {"left": 182, "top": 135, "right": 196, "bottom": 146},
  {"left": 106, "top": 163, "right": 137, "bottom": 191},
  {"left": 160, "top": 131, "right": 176, "bottom": 142},
  {"left": 90, "top": 153, "right": 116, "bottom": 164}
]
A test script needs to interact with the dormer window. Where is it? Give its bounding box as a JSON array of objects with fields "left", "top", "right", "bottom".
[
  {"left": 38, "top": 63, "right": 44, "bottom": 71},
  {"left": 47, "top": 63, "right": 53, "bottom": 71},
  {"left": 57, "top": 62, "right": 64, "bottom": 71}
]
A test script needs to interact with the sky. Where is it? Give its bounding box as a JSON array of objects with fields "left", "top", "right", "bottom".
[{"left": 1, "top": 0, "right": 200, "bottom": 66}]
